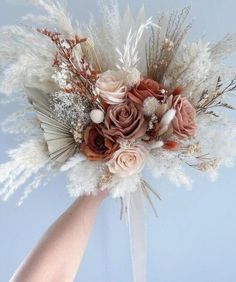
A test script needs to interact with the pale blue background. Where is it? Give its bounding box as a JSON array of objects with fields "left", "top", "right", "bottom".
[{"left": 0, "top": 0, "right": 236, "bottom": 281}]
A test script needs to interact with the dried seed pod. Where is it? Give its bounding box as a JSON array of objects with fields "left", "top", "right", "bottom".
[
  {"left": 172, "top": 86, "right": 183, "bottom": 96},
  {"left": 90, "top": 109, "right": 105, "bottom": 124},
  {"left": 143, "top": 97, "right": 160, "bottom": 116},
  {"left": 160, "top": 126, "right": 174, "bottom": 140},
  {"left": 155, "top": 103, "right": 169, "bottom": 119},
  {"left": 163, "top": 140, "right": 178, "bottom": 150}
]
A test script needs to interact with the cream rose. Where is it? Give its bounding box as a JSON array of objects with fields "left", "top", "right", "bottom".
[
  {"left": 107, "top": 142, "right": 148, "bottom": 177},
  {"left": 95, "top": 70, "right": 127, "bottom": 104}
]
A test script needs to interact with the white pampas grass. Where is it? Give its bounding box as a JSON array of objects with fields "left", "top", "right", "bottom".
[
  {"left": 196, "top": 116, "right": 236, "bottom": 168},
  {"left": 67, "top": 159, "right": 142, "bottom": 198},
  {"left": 85, "top": 0, "right": 124, "bottom": 71},
  {"left": 147, "top": 151, "right": 192, "bottom": 189},
  {"left": 0, "top": 0, "right": 82, "bottom": 98},
  {"left": 210, "top": 33, "right": 236, "bottom": 62},
  {"left": 85, "top": 1, "right": 149, "bottom": 71},
  {"left": 104, "top": 173, "right": 141, "bottom": 198},
  {"left": 0, "top": 138, "right": 50, "bottom": 202},
  {"left": 17, "top": 165, "right": 54, "bottom": 206},
  {"left": 67, "top": 160, "right": 103, "bottom": 197},
  {"left": 60, "top": 154, "right": 86, "bottom": 172},
  {"left": 21, "top": 0, "right": 76, "bottom": 37},
  {"left": 167, "top": 34, "right": 236, "bottom": 108},
  {"left": 0, "top": 25, "right": 57, "bottom": 96},
  {"left": 0, "top": 106, "right": 41, "bottom": 137},
  {"left": 167, "top": 41, "right": 212, "bottom": 105}
]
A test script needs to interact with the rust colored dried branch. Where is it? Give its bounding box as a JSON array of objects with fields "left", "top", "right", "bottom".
[
  {"left": 37, "top": 28, "right": 86, "bottom": 46},
  {"left": 37, "top": 28, "right": 98, "bottom": 102}
]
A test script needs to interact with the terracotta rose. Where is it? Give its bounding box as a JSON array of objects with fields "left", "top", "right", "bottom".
[
  {"left": 172, "top": 96, "right": 196, "bottom": 138},
  {"left": 81, "top": 125, "right": 118, "bottom": 161},
  {"left": 102, "top": 101, "right": 147, "bottom": 141},
  {"left": 128, "top": 78, "right": 165, "bottom": 105}
]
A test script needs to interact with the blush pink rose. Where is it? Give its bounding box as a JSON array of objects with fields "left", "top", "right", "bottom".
[
  {"left": 107, "top": 142, "right": 148, "bottom": 177},
  {"left": 95, "top": 70, "right": 127, "bottom": 104},
  {"left": 172, "top": 96, "right": 196, "bottom": 138},
  {"left": 127, "top": 78, "right": 165, "bottom": 105}
]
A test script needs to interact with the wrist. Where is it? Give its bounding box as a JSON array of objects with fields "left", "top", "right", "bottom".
[{"left": 94, "top": 189, "right": 109, "bottom": 203}]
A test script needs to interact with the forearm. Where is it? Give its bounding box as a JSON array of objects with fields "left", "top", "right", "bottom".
[{"left": 10, "top": 192, "right": 106, "bottom": 282}]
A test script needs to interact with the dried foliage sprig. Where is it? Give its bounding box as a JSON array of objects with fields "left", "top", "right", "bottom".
[
  {"left": 146, "top": 7, "right": 192, "bottom": 83},
  {"left": 197, "top": 77, "right": 236, "bottom": 116},
  {"left": 185, "top": 155, "right": 219, "bottom": 172},
  {"left": 37, "top": 28, "right": 98, "bottom": 102},
  {"left": 178, "top": 147, "right": 219, "bottom": 173}
]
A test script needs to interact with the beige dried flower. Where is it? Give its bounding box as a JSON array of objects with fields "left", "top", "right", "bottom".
[
  {"left": 72, "top": 121, "right": 84, "bottom": 144},
  {"left": 186, "top": 143, "right": 202, "bottom": 155}
]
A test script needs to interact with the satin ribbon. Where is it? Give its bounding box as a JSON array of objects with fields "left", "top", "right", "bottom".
[{"left": 125, "top": 189, "right": 147, "bottom": 282}]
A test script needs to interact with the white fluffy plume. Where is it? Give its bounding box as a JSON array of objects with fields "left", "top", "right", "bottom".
[
  {"left": 60, "top": 154, "right": 86, "bottom": 172},
  {"left": 66, "top": 160, "right": 103, "bottom": 197},
  {"left": 210, "top": 33, "right": 236, "bottom": 62},
  {"left": 147, "top": 150, "right": 192, "bottom": 189},
  {"left": 85, "top": 0, "right": 149, "bottom": 71},
  {"left": 0, "top": 138, "right": 51, "bottom": 202},
  {"left": 0, "top": 0, "right": 81, "bottom": 99},
  {"left": 167, "top": 41, "right": 212, "bottom": 105}
]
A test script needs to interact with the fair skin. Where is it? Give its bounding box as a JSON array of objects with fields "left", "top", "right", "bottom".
[{"left": 10, "top": 191, "right": 107, "bottom": 282}]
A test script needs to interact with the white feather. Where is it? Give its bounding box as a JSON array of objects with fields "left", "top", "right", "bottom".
[{"left": 160, "top": 109, "right": 176, "bottom": 127}]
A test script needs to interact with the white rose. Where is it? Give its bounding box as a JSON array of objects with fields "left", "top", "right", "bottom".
[
  {"left": 95, "top": 70, "right": 127, "bottom": 104},
  {"left": 107, "top": 142, "right": 148, "bottom": 177}
]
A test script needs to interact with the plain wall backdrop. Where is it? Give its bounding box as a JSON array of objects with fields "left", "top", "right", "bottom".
[{"left": 0, "top": 0, "right": 236, "bottom": 281}]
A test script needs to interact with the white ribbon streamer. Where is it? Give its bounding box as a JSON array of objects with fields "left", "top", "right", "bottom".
[{"left": 126, "top": 188, "right": 147, "bottom": 282}]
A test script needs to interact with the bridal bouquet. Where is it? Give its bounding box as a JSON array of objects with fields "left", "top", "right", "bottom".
[{"left": 1, "top": 1, "right": 236, "bottom": 281}]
